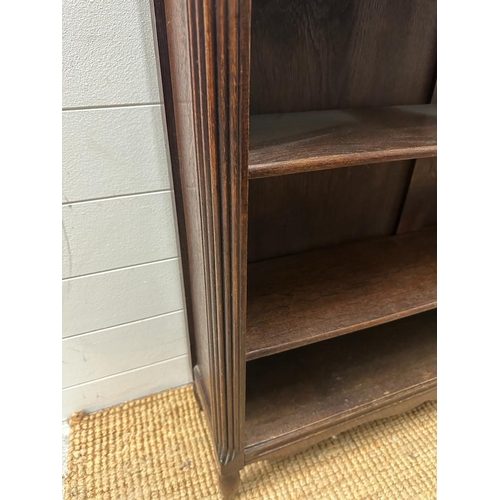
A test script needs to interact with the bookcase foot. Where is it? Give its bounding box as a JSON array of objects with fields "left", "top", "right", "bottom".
[
  {"left": 193, "top": 384, "right": 203, "bottom": 412},
  {"left": 219, "top": 470, "right": 241, "bottom": 500}
]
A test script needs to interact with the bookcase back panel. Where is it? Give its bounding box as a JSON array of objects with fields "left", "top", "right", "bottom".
[
  {"left": 397, "top": 157, "right": 437, "bottom": 234},
  {"left": 250, "top": 0, "right": 436, "bottom": 115},
  {"left": 398, "top": 90, "right": 437, "bottom": 234},
  {"left": 248, "top": 161, "right": 413, "bottom": 262}
]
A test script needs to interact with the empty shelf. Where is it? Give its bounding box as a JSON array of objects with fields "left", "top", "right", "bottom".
[
  {"left": 249, "top": 104, "right": 437, "bottom": 178},
  {"left": 246, "top": 228, "right": 436, "bottom": 360},
  {"left": 245, "top": 310, "right": 437, "bottom": 461}
]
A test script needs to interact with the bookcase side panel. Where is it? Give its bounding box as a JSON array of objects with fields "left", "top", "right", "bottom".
[{"left": 155, "top": 0, "right": 252, "bottom": 477}]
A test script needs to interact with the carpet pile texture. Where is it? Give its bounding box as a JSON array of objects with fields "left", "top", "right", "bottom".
[{"left": 64, "top": 385, "right": 436, "bottom": 499}]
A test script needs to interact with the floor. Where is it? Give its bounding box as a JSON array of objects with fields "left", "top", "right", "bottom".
[
  {"left": 62, "top": 421, "right": 70, "bottom": 498},
  {"left": 62, "top": 385, "right": 436, "bottom": 500}
]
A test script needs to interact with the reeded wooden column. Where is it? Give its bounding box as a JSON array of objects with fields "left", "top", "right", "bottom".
[{"left": 152, "top": 1, "right": 252, "bottom": 497}]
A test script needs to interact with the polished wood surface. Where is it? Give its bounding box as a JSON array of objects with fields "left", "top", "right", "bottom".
[
  {"left": 398, "top": 157, "right": 437, "bottom": 234},
  {"left": 247, "top": 228, "right": 436, "bottom": 360},
  {"left": 152, "top": 0, "right": 198, "bottom": 366},
  {"left": 155, "top": 0, "right": 437, "bottom": 497},
  {"left": 245, "top": 310, "right": 437, "bottom": 460},
  {"left": 183, "top": 0, "right": 252, "bottom": 480},
  {"left": 398, "top": 88, "right": 437, "bottom": 234},
  {"left": 249, "top": 104, "right": 436, "bottom": 179},
  {"left": 247, "top": 386, "right": 436, "bottom": 465},
  {"left": 250, "top": 0, "right": 436, "bottom": 114},
  {"left": 156, "top": 0, "right": 215, "bottom": 425},
  {"left": 154, "top": 0, "right": 252, "bottom": 493},
  {"left": 248, "top": 161, "right": 414, "bottom": 262},
  {"left": 248, "top": 0, "right": 436, "bottom": 264}
]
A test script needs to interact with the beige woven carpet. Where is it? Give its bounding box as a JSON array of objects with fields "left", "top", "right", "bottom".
[{"left": 64, "top": 385, "right": 436, "bottom": 500}]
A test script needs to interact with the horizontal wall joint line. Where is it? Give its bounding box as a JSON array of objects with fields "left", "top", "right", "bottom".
[
  {"left": 62, "top": 102, "right": 162, "bottom": 111},
  {"left": 62, "top": 189, "right": 172, "bottom": 206},
  {"left": 62, "top": 257, "right": 179, "bottom": 281},
  {"left": 62, "top": 309, "right": 186, "bottom": 340},
  {"left": 62, "top": 354, "right": 189, "bottom": 390}
]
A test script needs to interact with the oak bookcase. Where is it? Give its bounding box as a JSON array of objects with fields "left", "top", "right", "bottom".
[{"left": 153, "top": 1, "right": 437, "bottom": 497}]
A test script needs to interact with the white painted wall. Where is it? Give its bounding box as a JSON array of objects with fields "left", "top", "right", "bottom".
[{"left": 62, "top": 0, "right": 192, "bottom": 420}]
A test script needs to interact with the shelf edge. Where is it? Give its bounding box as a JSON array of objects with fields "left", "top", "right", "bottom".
[
  {"left": 244, "top": 379, "right": 437, "bottom": 464},
  {"left": 247, "top": 302, "right": 437, "bottom": 361},
  {"left": 249, "top": 146, "right": 437, "bottom": 179}
]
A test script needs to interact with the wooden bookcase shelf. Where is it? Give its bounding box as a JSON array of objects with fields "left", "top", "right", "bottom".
[
  {"left": 249, "top": 104, "right": 437, "bottom": 179},
  {"left": 155, "top": 0, "right": 437, "bottom": 497},
  {"left": 245, "top": 310, "right": 437, "bottom": 461},
  {"left": 246, "top": 228, "right": 436, "bottom": 360}
]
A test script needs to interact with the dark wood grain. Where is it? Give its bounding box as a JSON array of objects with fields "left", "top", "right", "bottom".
[
  {"left": 398, "top": 157, "right": 437, "bottom": 234},
  {"left": 248, "top": 161, "right": 414, "bottom": 262},
  {"left": 248, "top": 0, "right": 436, "bottom": 263},
  {"left": 397, "top": 87, "right": 437, "bottom": 234},
  {"left": 248, "top": 386, "right": 436, "bottom": 464},
  {"left": 185, "top": 0, "right": 252, "bottom": 483},
  {"left": 154, "top": 1, "right": 252, "bottom": 497},
  {"left": 249, "top": 104, "right": 436, "bottom": 178},
  {"left": 151, "top": 0, "right": 198, "bottom": 366},
  {"left": 245, "top": 310, "right": 437, "bottom": 461},
  {"left": 155, "top": 0, "right": 437, "bottom": 496},
  {"left": 155, "top": 0, "right": 221, "bottom": 395},
  {"left": 250, "top": 0, "right": 437, "bottom": 114},
  {"left": 247, "top": 228, "right": 436, "bottom": 360}
]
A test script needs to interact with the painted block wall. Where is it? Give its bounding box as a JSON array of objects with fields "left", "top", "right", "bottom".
[{"left": 62, "top": 0, "right": 192, "bottom": 420}]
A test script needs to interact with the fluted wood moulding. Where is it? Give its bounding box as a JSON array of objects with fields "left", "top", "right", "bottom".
[{"left": 153, "top": 1, "right": 437, "bottom": 497}]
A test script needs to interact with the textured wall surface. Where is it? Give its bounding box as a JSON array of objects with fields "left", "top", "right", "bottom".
[{"left": 62, "top": 0, "right": 192, "bottom": 420}]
